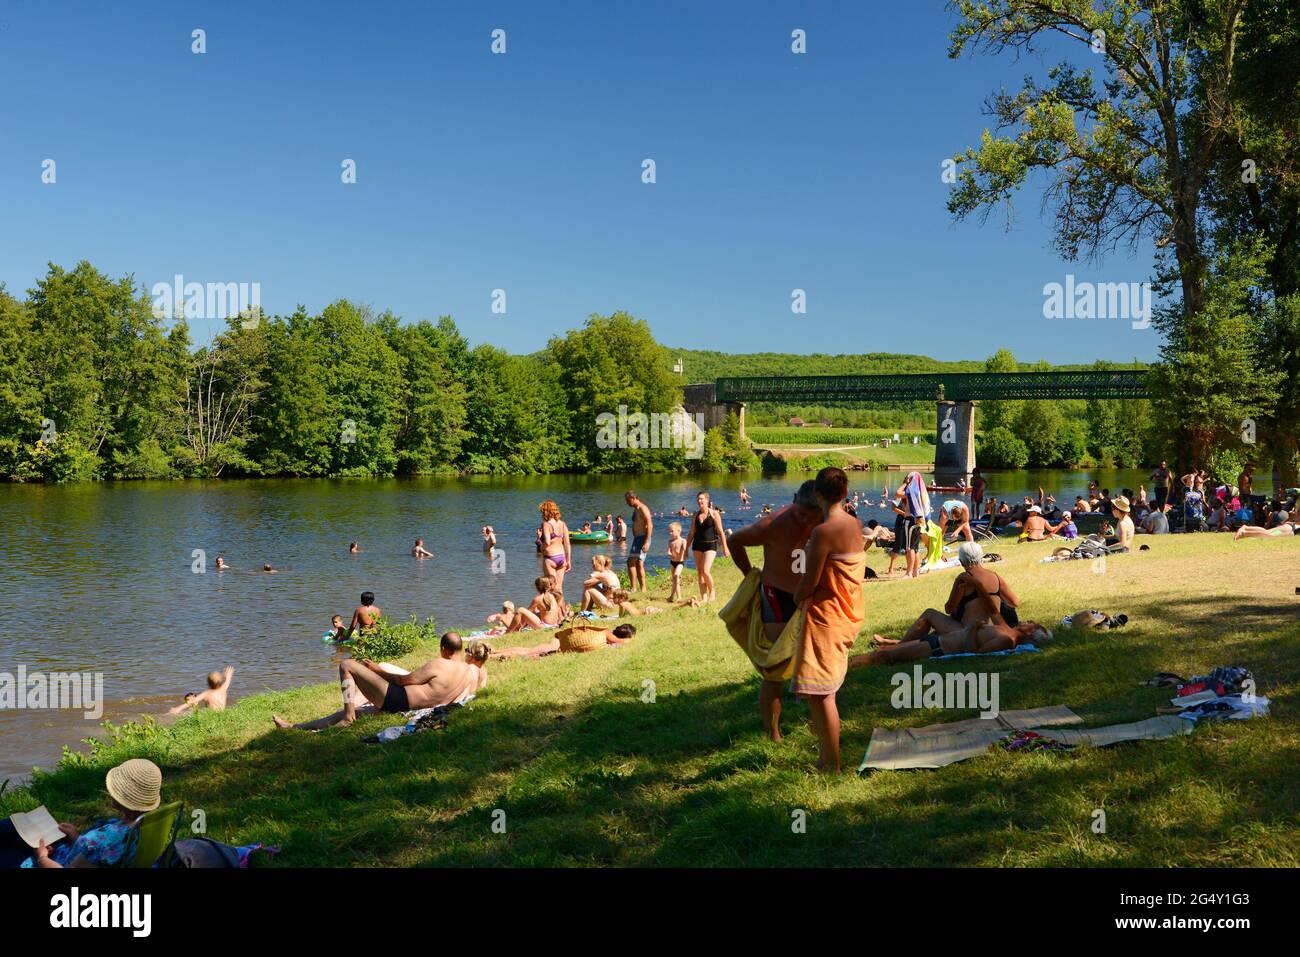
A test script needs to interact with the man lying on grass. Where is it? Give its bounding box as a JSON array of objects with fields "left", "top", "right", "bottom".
[
  {"left": 273, "top": 638, "right": 490, "bottom": 730},
  {"left": 849, "top": 572, "right": 1050, "bottom": 666}
]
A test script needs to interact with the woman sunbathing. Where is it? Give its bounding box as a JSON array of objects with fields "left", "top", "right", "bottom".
[
  {"left": 491, "top": 624, "right": 637, "bottom": 660},
  {"left": 849, "top": 571, "right": 1048, "bottom": 667},
  {"left": 273, "top": 641, "right": 490, "bottom": 730},
  {"left": 849, "top": 613, "right": 1051, "bottom": 666},
  {"left": 1234, "top": 521, "right": 1299, "bottom": 539}
]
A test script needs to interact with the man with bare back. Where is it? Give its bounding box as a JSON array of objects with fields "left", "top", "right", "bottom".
[
  {"left": 726, "top": 480, "right": 823, "bottom": 740},
  {"left": 625, "top": 490, "right": 653, "bottom": 593}
]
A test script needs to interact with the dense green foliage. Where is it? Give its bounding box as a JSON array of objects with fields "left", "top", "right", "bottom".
[
  {"left": 0, "top": 270, "right": 719, "bottom": 480},
  {"left": 346, "top": 616, "right": 439, "bottom": 662},
  {"left": 949, "top": 0, "right": 1300, "bottom": 481},
  {"left": 3, "top": 261, "right": 1166, "bottom": 482}
]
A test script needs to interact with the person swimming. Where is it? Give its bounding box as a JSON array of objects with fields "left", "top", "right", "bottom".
[
  {"left": 412, "top": 539, "right": 433, "bottom": 559},
  {"left": 348, "top": 542, "right": 359, "bottom": 554},
  {"left": 215, "top": 556, "right": 230, "bottom": 571},
  {"left": 167, "top": 667, "right": 234, "bottom": 715}
]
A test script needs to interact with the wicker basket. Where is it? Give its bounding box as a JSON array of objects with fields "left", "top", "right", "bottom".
[{"left": 557, "top": 621, "right": 609, "bottom": 653}]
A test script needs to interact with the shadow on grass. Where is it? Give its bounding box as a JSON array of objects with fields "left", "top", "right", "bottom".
[{"left": 8, "top": 617, "right": 1298, "bottom": 867}]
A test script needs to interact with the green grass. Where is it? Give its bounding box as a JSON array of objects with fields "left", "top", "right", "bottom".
[
  {"left": 749, "top": 427, "right": 934, "bottom": 446},
  {"left": 4, "top": 535, "right": 1298, "bottom": 866}
]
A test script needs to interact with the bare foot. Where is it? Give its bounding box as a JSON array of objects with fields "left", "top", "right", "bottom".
[
  {"left": 872, "top": 634, "right": 899, "bottom": 646},
  {"left": 272, "top": 715, "right": 292, "bottom": 729}
]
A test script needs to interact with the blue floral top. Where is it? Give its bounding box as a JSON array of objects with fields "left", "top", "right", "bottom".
[{"left": 19, "top": 818, "right": 139, "bottom": 868}]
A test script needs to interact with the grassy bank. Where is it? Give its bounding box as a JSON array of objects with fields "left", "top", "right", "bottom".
[{"left": 4, "top": 535, "right": 1298, "bottom": 866}]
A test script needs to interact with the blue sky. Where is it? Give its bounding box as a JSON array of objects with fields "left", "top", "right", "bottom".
[{"left": 0, "top": 0, "right": 1161, "bottom": 364}]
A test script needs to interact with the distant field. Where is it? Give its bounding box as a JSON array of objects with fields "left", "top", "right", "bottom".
[{"left": 749, "top": 427, "right": 934, "bottom": 447}]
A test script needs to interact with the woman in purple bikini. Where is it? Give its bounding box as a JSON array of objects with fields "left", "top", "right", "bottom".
[{"left": 538, "top": 499, "right": 572, "bottom": 591}]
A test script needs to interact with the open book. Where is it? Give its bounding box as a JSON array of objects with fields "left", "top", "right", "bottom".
[{"left": 9, "top": 806, "right": 65, "bottom": 848}]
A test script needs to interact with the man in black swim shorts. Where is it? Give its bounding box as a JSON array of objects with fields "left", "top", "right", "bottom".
[{"left": 727, "top": 480, "right": 824, "bottom": 741}]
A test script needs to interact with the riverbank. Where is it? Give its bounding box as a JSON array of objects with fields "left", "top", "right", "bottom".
[{"left": 3, "top": 533, "right": 1297, "bottom": 866}]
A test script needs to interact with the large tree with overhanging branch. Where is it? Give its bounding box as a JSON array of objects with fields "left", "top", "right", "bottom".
[{"left": 946, "top": 0, "right": 1300, "bottom": 480}]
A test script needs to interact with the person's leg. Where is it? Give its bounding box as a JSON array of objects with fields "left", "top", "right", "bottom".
[
  {"left": 851, "top": 639, "right": 936, "bottom": 667},
  {"left": 901, "top": 608, "right": 956, "bottom": 642},
  {"left": 700, "top": 549, "right": 718, "bottom": 599},
  {"left": 338, "top": 658, "right": 392, "bottom": 709},
  {"left": 273, "top": 708, "right": 358, "bottom": 731},
  {"left": 759, "top": 679, "right": 784, "bottom": 741},
  {"left": 507, "top": 607, "right": 544, "bottom": 633},
  {"left": 669, "top": 564, "right": 681, "bottom": 601},
  {"left": 806, "top": 694, "right": 841, "bottom": 772}
]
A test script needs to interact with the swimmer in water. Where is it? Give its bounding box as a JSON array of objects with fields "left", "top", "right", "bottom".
[
  {"left": 349, "top": 542, "right": 359, "bottom": 554},
  {"left": 482, "top": 526, "right": 497, "bottom": 551},
  {"left": 168, "top": 667, "right": 234, "bottom": 714},
  {"left": 262, "top": 563, "right": 277, "bottom": 573},
  {"left": 412, "top": 538, "right": 433, "bottom": 559},
  {"left": 215, "top": 556, "right": 230, "bottom": 571},
  {"left": 327, "top": 614, "right": 349, "bottom": 642}
]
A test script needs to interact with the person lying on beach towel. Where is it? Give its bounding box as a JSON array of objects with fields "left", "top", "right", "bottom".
[
  {"left": 850, "top": 574, "right": 1050, "bottom": 666},
  {"left": 273, "top": 640, "right": 490, "bottom": 730},
  {"left": 849, "top": 613, "right": 1051, "bottom": 666}
]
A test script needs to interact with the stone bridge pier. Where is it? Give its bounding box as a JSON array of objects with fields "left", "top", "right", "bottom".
[
  {"left": 683, "top": 384, "right": 745, "bottom": 437},
  {"left": 934, "top": 400, "right": 976, "bottom": 481}
]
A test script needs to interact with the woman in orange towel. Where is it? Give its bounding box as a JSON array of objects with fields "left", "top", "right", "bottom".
[{"left": 792, "top": 466, "right": 866, "bottom": 772}]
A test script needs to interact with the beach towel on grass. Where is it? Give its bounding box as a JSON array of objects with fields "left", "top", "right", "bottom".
[
  {"left": 917, "top": 556, "right": 961, "bottom": 575},
  {"left": 718, "top": 568, "right": 803, "bottom": 682},
  {"left": 367, "top": 696, "right": 475, "bottom": 743},
  {"left": 859, "top": 710, "right": 1190, "bottom": 772},
  {"left": 933, "top": 643, "right": 1039, "bottom": 659}
]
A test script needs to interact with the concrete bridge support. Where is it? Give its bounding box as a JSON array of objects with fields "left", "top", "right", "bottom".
[
  {"left": 934, "top": 400, "right": 975, "bottom": 481},
  {"left": 683, "top": 384, "right": 746, "bottom": 438}
]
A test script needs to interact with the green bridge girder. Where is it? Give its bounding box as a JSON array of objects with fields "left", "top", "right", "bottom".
[{"left": 715, "top": 370, "right": 1150, "bottom": 403}]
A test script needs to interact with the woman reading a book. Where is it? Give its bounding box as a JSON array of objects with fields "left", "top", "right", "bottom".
[{"left": 0, "top": 758, "right": 164, "bottom": 868}]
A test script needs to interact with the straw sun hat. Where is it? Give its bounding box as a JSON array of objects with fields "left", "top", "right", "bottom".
[
  {"left": 105, "top": 758, "right": 162, "bottom": 813},
  {"left": 1112, "top": 496, "right": 1131, "bottom": 514}
]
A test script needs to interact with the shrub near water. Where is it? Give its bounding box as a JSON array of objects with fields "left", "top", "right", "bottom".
[{"left": 345, "top": 615, "right": 437, "bottom": 661}]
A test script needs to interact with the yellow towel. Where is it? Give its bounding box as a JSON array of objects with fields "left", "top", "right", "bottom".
[{"left": 717, "top": 569, "right": 802, "bottom": 681}]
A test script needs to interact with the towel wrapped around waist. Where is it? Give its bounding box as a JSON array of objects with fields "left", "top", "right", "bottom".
[{"left": 718, "top": 569, "right": 803, "bottom": 681}]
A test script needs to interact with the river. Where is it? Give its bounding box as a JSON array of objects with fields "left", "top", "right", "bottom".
[{"left": 0, "top": 468, "right": 1164, "bottom": 781}]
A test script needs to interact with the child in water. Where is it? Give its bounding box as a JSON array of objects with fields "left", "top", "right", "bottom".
[
  {"left": 667, "top": 522, "right": 688, "bottom": 601},
  {"left": 169, "top": 667, "right": 235, "bottom": 714}
]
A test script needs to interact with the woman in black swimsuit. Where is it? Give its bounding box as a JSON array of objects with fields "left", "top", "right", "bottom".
[
  {"left": 684, "top": 490, "right": 729, "bottom": 602},
  {"left": 946, "top": 541, "right": 1019, "bottom": 626}
]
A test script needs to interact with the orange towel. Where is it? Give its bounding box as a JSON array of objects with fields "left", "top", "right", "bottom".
[{"left": 791, "top": 553, "right": 866, "bottom": 697}]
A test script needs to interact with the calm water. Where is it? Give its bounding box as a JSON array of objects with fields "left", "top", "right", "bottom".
[{"left": 0, "top": 468, "right": 1154, "bottom": 781}]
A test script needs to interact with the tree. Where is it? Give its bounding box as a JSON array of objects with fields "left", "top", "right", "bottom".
[
  {"left": 1148, "top": 241, "right": 1281, "bottom": 467},
  {"left": 978, "top": 426, "right": 1030, "bottom": 469},
  {"left": 1014, "top": 400, "right": 1064, "bottom": 468},
  {"left": 382, "top": 317, "right": 469, "bottom": 473},
  {"left": 948, "top": 0, "right": 1235, "bottom": 321},
  {"left": 979, "top": 348, "right": 1021, "bottom": 433},
  {"left": 547, "top": 312, "right": 683, "bottom": 473},
  {"left": 0, "top": 287, "right": 41, "bottom": 480}
]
